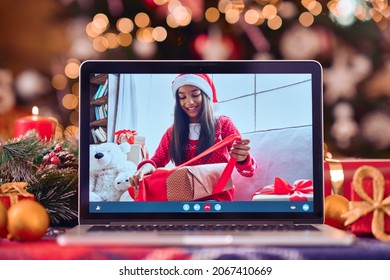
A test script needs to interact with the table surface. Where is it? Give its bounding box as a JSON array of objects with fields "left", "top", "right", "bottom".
[{"left": 1, "top": 228, "right": 390, "bottom": 260}]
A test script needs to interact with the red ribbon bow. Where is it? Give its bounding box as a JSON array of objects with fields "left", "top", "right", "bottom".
[
  {"left": 114, "top": 129, "right": 137, "bottom": 144},
  {"left": 252, "top": 177, "right": 313, "bottom": 201}
]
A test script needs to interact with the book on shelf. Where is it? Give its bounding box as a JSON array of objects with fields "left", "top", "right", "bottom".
[
  {"left": 94, "top": 105, "right": 108, "bottom": 120},
  {"left": 91, "top": 127, "right": 107, "bottom": 143},
  {"left": 92, "top": 78, "right": 108, "bottom": 100}
]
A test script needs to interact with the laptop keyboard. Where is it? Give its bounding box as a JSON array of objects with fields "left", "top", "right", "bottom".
[{"left": 88, "top": 224, "right": 319, "bottom": 232}]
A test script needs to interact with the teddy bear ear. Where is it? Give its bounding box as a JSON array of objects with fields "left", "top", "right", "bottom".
[{"left": 118, "top": 142, "right": 131, "bottom": 154}]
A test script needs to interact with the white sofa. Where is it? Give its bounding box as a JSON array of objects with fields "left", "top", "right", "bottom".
[{"left": 231, "top": 126, "right": 313, "bottom": 201}]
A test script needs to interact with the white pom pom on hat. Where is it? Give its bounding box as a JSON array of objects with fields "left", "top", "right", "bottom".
[{"left": 171, "top": 74, "right": 218, "bottom": 103}]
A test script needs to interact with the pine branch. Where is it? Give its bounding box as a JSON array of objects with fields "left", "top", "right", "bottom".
[
  {"left": 0, "top": 131, "right": 51, "bottom": 183},
  {"left": 27, "top": 168, "right": 78, "bottom": 227}
]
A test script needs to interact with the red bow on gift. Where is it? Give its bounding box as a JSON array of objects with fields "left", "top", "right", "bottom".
[
  {"left": 114, "top": 129, "right": 137, "bottom": 144},
  {"left": 252, "top": 177, "right": 313, "bottom": 201}
]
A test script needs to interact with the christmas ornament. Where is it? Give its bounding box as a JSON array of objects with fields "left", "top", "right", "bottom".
[
  {"left": 324, "top": 194, "right": 350, "bottom": 230},
  {"left": 7, "top": 199, "right": 49, "bottom": 241},
  {"left": 0, "top": 200, "right": 7, "bottom": 238}
]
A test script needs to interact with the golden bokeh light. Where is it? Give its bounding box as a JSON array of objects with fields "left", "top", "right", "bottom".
[
  {"left": 135, "top": 12, "right": 150, "bottom": 28},
  {"left": 218, "top": 0, "right": 232, "bottom": 13},
  {"left": 92, "top": 36, "right": 109, "bottom": 52},
  {"left": 299, "top": 11, "right": 315, "bottom": 27},
  {"left": 86, "top": 22, "right": 100, "bottom": 38},
  {"left": 267, "top": 15, "right": 282, "bottom": 30},
  {"left": 307, "top": 1, "right": 322, "bottom": 16},
  {"left": 116, "top": 18, "right": 134, "bottom": 33},
  {"left": 225, "top": 8, "right": 240, "bottom": 24},
  {"left": 92, "top": 13, "right": 109, "bottom": 34},
  {"left": 152, "top": 26, "right": 167, "bottom": 42},
  {"left": 64, "top": 62, "right": 80, "bottom": 79},
  {"left": 118, "top": 32, "right": 133, "bottom": 46},
  {"left": 104, "top": 32, "right": 119, "bottom": 49},
  {"left": 136, "top": 27, "right": 154, "bottom": 43},
  {"left": 245, "top": 9, "right": 261, "bottom": 24},
  {"left": 262, "top": 4, "right": 278, "bottom": 19},
  {"left": 51, "top": 74, "right": 68, "bottom": 90},
  {"left": 205, "top": 7, "right": 220, "bottom": 23},
  {"left": 171, "top": 5, "right": 192, "bottom": 26},
  {"left": 167, "top": 13, "right": 180, "bottom": 28},
  {"left": 62, "top": 93, "right": 79, "bottom": 110}
]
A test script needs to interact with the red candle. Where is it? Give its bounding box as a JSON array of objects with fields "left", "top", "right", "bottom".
[{"left": 14, "top": 106, "right": 56, "bottom": 141}]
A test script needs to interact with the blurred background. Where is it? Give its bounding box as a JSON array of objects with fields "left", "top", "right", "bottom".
[{"left": 0, "top": 0, "right": 389, "bottom": 159}]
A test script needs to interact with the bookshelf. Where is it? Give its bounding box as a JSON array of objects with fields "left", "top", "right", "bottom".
[{"left": 90, "top": 74, "right": 109, "bottom": 143}]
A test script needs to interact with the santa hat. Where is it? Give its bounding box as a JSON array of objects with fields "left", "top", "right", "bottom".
[{"left": 171, "top": 74, "right": 218, "bottom": 103}]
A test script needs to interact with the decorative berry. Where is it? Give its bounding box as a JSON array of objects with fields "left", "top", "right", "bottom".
[
  {"left": 43, "top": 154, "right": 50, "bottom": 162},
  {"left": 50, "top": 155, "right": 60, "bottom": 165},
  {"left": 54, "top": 144, "right": 63, "bottom": 152}
]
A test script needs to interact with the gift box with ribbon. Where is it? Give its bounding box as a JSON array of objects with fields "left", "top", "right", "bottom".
[
  {"left": 251, "top": 177, "right": 313, "bottom": 201},
  {"left": 343, "top": 166, "right": 390, "bottom": 242},
  {"left": 324, "top": 158, "right": 390, "bottom": 200},
  {"left": 0, "top": 182, "right": 35, "bottom": 209}
]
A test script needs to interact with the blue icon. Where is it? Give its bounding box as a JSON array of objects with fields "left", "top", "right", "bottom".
[
  {"left": 193, "top": 204, "right": 201, "bottom": 211},
  {"left": 183, "top": 204, "right": 190, "bottom": 211},
  {"left": 302, "top": 204, "right": 309, "bottom": 211},
  {"left": 214, "top": 204, "right": 222, "bottom": 211}
]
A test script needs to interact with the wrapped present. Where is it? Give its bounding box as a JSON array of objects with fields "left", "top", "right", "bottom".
[
  {"left": 324, "top": 158, "right": 390, "bottom": 200},
  {"left": 114, "top": 129, "right": 137, "bottom": 144},
  {"left": 343, "top": 166, "right": 390, "bottom": 242},
  {"left": 251, "top": 177, "right": 313, "bottom": 201},
  {"left": 0, "top": 182, "right": 35, "bottom": 209}
]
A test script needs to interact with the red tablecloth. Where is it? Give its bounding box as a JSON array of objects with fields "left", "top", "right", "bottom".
[{"left": 1, "top": 232, "right": 390, "bottom": 260}]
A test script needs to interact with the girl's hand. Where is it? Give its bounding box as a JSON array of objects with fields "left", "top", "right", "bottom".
[
  {"left": 129, "top": 163, "right": 156, "bottom": 188},
  {"left": 230, "top": 138, "right": 251, "bottom": 163}
]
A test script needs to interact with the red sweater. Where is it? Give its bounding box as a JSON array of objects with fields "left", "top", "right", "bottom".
[{"left": 138, "top": 115, "right": 257, "bottom": 201}]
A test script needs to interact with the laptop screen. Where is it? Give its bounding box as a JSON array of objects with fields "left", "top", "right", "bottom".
[{"left": 79, "top": 60, "right": 324, "bottom": 223}]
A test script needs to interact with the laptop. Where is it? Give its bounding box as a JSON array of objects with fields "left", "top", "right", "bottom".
[{"left": 57, "top": 60, "right": 354, "bottom": 246}]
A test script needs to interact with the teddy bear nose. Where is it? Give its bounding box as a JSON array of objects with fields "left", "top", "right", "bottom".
[{"left": 94, "top": 152, "right": 104, "bottom": 159}]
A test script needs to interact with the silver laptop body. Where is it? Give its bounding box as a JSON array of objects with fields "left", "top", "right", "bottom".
[{"left": 57, "top": 60, "right": 354, "bottom": 246}]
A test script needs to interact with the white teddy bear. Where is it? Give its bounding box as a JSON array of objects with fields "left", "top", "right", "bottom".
[{"left": 90, "top": 142, "right": 136, "bottom": 202}]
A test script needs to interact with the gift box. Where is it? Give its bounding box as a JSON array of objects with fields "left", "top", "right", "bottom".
[
  {"left": 343, "top": 166, "right": 390, "bottom": 241},
  {"left": 324, "top": 158, "right": 390, "bottom": 200},
  {"left": 0, "top": 182, "right": 35, "bottom": 209},
  {"left": 251, "top": 177, "right": 313, "bottom": 201}
]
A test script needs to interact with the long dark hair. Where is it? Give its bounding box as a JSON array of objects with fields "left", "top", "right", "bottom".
[{"left": 170, "top": 90, "right": 216, "bottom": 165}]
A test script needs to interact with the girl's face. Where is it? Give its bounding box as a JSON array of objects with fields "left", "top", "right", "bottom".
[{"left": 177, "top": 85, "right": 203, "bottom": 122}]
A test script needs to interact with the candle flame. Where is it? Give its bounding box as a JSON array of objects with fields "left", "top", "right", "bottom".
[{"left": 32, "top": 106, "right": 39, "bottom": 116}]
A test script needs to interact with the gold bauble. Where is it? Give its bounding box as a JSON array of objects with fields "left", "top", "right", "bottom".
[
  {"left": 0, "top": 200, "right": 8, "bottom": 238},
  {"left": 324, "top": 194, "right": 350, "bottom": 230},
  {"left": 7, "top": 200, "right": 50, "bottom": 241}
]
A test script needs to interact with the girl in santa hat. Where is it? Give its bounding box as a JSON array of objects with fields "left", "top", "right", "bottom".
[{"left": 130, "top": 73, "right": 257, "bottom": 201}]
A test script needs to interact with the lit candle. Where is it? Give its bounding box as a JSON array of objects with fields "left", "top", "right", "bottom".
[{"left": 14, "top": 106, "right": 56, "bottom": 141}]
